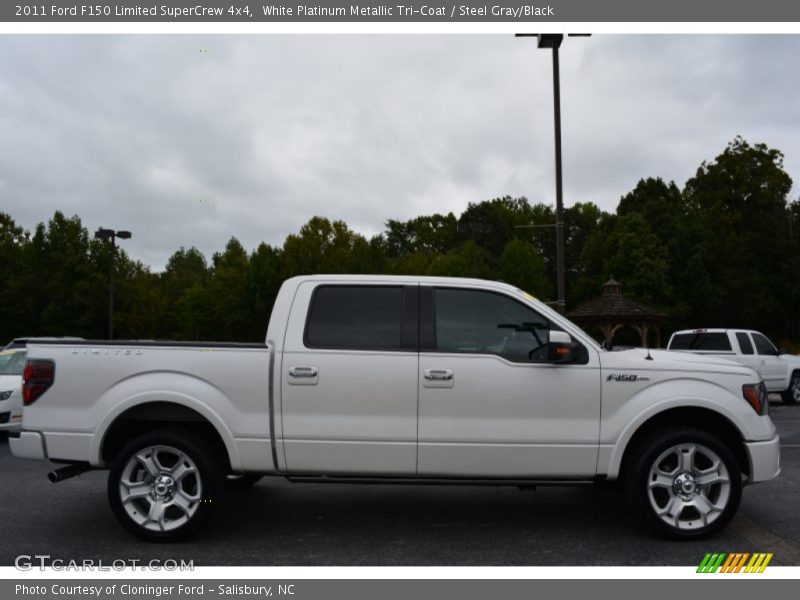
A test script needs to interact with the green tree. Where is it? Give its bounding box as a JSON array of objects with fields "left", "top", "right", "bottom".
[
  {"left": 610, "top": 177, "right": 695, "bottom": 323},
  {"left": 207, "top": 238, "right": 253, "bottom": 341},
  {"left": 383, "top": 213, "right": 459, "bottom": 258},
  {"left": 0, "top": 213, "right": 31, "bottom": 342},
  {"left": 785, "top": 199, "right": 800, "bottom": 344},
  {"left": 28, "top": 212, "right": 106, "bottom": 338},
  {"left": 283, "top": 216, "right": 372, "bottom": 275},
  {"left": 115, "top": 259, "right": 166, "bottom": 340},
  {"left": 601, "top": 213, "right": 673, "bottom": 306},
  {"left": 161, "top": 247, "right": 211, "bottom": 339},
  {"left": 563, "top": 202, "right": 608, "bottom": 305},
  {"left": 458, "top": 196, "right": 539, "bottom": 258},
  {"left": 426, "top": 241, "right": 494, "bottom": 279},
  {"left": 246, "top": 242, "right": 284, "bottom": 337},
  {"left": 683, "top": 137, "right": 793, "bottom": 334},
  {"left": 498, "top": 238, "right": 554, "bottom": 300}
]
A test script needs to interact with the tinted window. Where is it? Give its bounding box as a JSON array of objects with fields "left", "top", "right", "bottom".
[
  {"left": 669, "top": 332, "right": 732, "bottom": 351},
  {"left": 305, "top": 286, "right": 405, "bottom": 350},
  {"left": 752, "top": 333, "right": 778, "bottom": 356},
  {"left": 736, "top": 332, "right": 754, "bottom": 355},
  {"left": 434, "top": 288, "right": 552, "bottom": 362}
]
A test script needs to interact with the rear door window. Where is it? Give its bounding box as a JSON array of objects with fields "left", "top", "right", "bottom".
[
  {"left": 735, "top": 332, "right": 754, "bottom": 355},
  {"left": 305, "top": 285, "right": 408, "bottom": 351}
]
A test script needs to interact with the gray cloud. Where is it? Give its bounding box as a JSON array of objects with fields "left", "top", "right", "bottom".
[{"left": 1, "top": 34, "right": 799, "bottom": 270}]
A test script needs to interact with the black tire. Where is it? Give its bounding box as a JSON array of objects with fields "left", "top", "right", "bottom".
[
  {"left": 107, "top": 429, "right": 225, "bottom": 542},
  {"left": 624, "top": 427, "right": 742, "bottom": 540},
  {"left": 225, "top": 473, "right": 264, "bottom": 491},
  {"left": 781, "top": 371, "right": 800, "bottom": 405}
]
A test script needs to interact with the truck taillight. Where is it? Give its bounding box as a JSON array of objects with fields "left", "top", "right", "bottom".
[
  {"left": 22, "top": 359, "right": 55, "bottom": 405},
  {"left": 742, "top": 382, "right": 769, "bottom": 416}
]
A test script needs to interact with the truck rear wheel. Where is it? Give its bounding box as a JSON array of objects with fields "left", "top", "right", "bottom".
[
  {"left": 625, "top": 428, "right": 742, "bottom": 539},
  {"left": 107, "top": 429, "right": 224, "bottom": 542},
  {"left": 781, "top": 371, "right": 800, "bottom": 405}
]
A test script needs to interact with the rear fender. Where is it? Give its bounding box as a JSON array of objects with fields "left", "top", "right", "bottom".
[{"left": 89, "top": 371, "right": 240, "bottom": 469}]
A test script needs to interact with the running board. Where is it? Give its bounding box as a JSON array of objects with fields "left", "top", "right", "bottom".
[{"left": 285, "top": 475, "right": 599, "bottom": 487}]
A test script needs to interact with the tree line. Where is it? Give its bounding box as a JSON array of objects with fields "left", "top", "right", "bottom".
[{"left": 1, "top": 137, "right": 799, "bottom": 348}]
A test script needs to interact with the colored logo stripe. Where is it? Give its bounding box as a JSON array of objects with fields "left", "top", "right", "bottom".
[
  {"left": 697, "top": 552, "right": 772, "bottom": 573},
  {"left": 745, "top": 553, "right": 773, "bottom": 573},
  {"left": 697, "top": 553, "right": 726, "bottom": 573},
  {"left": 720, "top": 553, "right": 750, "bottom": 573}
]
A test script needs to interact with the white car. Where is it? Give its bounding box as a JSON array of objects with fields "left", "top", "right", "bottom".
[
  {"left": 0, "top": 348, "right": 26, "bottom": 431},
  {"left": 668, "top": 329, "right": 800, "bottom": 404},
  {"left": 10, "top": 276, "right": 780, "bottom": 541}
]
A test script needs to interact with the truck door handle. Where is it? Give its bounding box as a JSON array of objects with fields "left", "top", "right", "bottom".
[
  {"left": 424, "top": 369, "right": 453, "bottom": 381},
  {"left": 289, "top": 366, "right": 318, "bottom": 378}
]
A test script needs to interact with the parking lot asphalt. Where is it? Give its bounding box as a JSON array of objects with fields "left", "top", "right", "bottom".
[{"left": 1, "top": 400, "right": 798, "bottom": 567}]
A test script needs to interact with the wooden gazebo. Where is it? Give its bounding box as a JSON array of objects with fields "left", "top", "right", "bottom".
[{"left": 567, "top": 278, "right": 666, "bottom": 348}]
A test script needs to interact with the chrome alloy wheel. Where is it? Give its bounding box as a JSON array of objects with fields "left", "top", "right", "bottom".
[
  {"left": 792, "top": 374, "right": 800, "bottom": 403},
  {"left": 118, "top": 445, "right": 202, "bottom": 532},
  {"left": 646, "top": 443, "right": 731, "bottom": 531}
]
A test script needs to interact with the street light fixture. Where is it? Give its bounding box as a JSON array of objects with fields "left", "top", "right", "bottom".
[
  {"left": 94, "top": 227, "right": 132, "bottom": 339},
  {"left": 516, "top": 33, "right": 589, "bottom": 314}
]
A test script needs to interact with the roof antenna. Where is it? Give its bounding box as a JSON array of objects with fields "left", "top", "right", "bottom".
[{"left": 645, "top": 345, "right": 653, "bottom": 361}]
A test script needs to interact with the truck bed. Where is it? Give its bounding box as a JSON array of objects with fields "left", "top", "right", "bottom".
[{"left": 21, "top": 340, "right": 273, "bottom": 471}]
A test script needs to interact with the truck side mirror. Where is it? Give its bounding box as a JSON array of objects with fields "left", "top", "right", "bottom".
[{"left": 547, "top": 331, "right": 578, "bottom": 363}]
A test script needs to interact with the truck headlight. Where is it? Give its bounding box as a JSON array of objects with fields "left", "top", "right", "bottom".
[{"left": 742, "top": 382, "right": 769, "bottom": 416}]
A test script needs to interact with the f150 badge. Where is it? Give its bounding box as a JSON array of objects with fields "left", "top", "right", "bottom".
[{"left": 607, "top": 374, "right": 650, "bottom": 382}]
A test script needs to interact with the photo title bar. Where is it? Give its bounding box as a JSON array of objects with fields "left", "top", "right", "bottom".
[{"left": 4, "top": 0, "right": 800, "bottom": 22}]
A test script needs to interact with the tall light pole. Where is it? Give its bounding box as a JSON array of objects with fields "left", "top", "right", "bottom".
[
  {"left": 94, "top": 227, "right": 131, "bottom": 339},
  {"left": 516, "top": 33, "right": 589, "bottom": 314}
]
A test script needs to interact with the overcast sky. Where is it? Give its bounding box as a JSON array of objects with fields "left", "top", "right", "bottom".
[{"left": 2, "top": 34, "right": 799, "bottom": 270}]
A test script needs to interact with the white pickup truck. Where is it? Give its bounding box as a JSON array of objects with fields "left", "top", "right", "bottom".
[
  {"left": 10, "top": 275, "right": 780, "bottom": 541},
  {"left": 668, "top": 329, "right": 800, "bottom": 405}
]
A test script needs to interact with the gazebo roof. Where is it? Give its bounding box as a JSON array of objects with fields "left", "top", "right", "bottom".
[{"left": 567, "top": 278, "right": 666, "bottom": 322}]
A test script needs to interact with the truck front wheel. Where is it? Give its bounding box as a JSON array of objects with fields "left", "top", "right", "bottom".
[
  {"left": 781, "top": 371, "right": 800, "bottom": 405},
  {"left": 626, "top": 428, "right": 742, "bottom": 539},
  {"left": 107, "top": 429, "right": 224, "bottom": 541}
]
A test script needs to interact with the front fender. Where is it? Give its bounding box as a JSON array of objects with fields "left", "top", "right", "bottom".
[{"left": 601, "top": 377, "right": 768, "bottom": 479}]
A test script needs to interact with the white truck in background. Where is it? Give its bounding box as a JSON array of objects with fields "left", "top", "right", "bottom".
[
  {"left": 10, "top": 275, "right": 780, "bottom": 541},
  {"left": 668, "top": 329, "right": 800, "bottom": 405}
]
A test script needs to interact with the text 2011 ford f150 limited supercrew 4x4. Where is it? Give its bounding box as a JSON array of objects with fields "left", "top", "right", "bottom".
[{"left": 10, "top": 275, "right": 780, "bottom": 541}]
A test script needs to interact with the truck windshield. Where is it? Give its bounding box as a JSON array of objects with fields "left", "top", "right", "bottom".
[{"left": 0, "top": 350, "right": 26, "bottom": 376}]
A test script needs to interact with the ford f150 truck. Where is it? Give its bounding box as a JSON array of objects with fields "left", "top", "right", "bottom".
[
  {"left": 668, "top": 328, "right": 800, "bottom": 405},
  {"left": 10, "top": 275, "right": 780, "bottom": 541}
]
